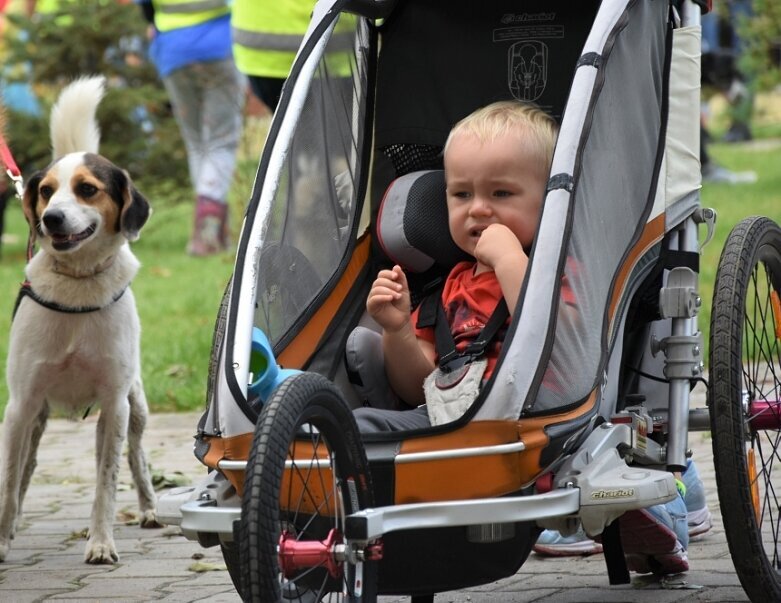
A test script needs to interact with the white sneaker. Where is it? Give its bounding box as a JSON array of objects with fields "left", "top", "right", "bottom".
[{"left": 533, "top": 527, "right": 603, "bottom": 557}]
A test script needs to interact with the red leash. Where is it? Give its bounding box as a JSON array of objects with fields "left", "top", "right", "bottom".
[
  {"left": 0, "top": 131, "right": 33, "bottom": 260},
  {"left": 0, "top": 132, "right": 24, "bottom": 199}
]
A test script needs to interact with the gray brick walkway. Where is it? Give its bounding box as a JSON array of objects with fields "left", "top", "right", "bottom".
[{"left": 0, "top": 408, "right": 749, "bottom": 602}]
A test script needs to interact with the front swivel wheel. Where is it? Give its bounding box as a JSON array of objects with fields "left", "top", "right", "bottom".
[{"left": 239, "top": 372, "right": 377, "bottom": 602}]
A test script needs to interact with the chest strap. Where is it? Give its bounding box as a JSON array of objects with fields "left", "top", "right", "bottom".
[
  {"left": 417, "top": 287, "right": 509, "bottom": 373},
  {"left": 12, "top": 282, "right": 127, "bottom": 320}
]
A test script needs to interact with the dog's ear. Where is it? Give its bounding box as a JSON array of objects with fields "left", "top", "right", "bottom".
[
  {"left": 22, "top": 172, "right": 44, "bottom": 237},
  {"left": 119, "top": 171, "right": 150, "bottom": 241},
  {"left": 104, "top": 167, "right": 150, "bottom": 241}
]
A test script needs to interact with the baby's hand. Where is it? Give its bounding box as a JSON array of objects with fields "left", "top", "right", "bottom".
[
  {"left": 474, "top": 224, "right": 526, "bottom": 271},
  {"left": 366, "top": 265, "right": 411, "bottom": 333}
]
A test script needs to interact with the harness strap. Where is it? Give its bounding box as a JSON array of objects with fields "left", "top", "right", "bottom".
[
  {"left": 12, "top": 282, "right": 127, "bottom": 320},
  {"left": 434, "top": 296, "right": 509, "bottom": 372}
]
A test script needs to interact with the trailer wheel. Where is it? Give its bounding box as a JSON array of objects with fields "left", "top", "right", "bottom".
[
  {"left": 710, "top": 216, "right": 781, "bottom": 602},
  {"left": 240, "top": 373, "right": 377, "bottom": 602}
]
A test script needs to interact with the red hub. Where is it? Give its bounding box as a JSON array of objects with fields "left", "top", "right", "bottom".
[
  {"left": 278, "top": 529, "right": 343, "bottom": 579},
  {"left": 748, "top": 400, "right": 781, "bottom": 431}
]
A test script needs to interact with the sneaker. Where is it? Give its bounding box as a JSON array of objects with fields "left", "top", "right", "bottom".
[
  {"left": 620, "top": 487, "right": 690, "bottom": 575},
  {"left": 701, "top": 161, "right": 757, "bottom": 184},
  {"left": 681, "top": 459, "right": 713, "bottom": 538},
  {"left": 533, "top": 526, "right": 603, "bottom": 557}
]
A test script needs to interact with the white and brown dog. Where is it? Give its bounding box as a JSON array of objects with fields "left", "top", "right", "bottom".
[{"left": 0, "top": 76, "right": 158, "bottom": 564}]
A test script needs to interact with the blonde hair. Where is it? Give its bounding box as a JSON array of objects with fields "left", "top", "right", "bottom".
[{"left": 444, "top": 101, "right": 559, "bottom": 174}]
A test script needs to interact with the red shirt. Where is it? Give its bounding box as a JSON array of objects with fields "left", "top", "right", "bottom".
[
  {"left": 413, "top": 262, "right": 507, "bottom": 380},
  {"left": 412, "top": 260, "right": 577, "bottom": 381}
]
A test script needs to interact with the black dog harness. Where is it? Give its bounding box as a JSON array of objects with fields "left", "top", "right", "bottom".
[{"left": 12, "top": 281, "right": 127, "bottom": 320}]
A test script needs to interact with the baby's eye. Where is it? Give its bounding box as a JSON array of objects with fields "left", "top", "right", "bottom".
[
  {"left": 452, "top": 191, "right": 472, "bottom": 199},
  {"left": 493, "top": 190, "right": 513, "bottom": 198}
]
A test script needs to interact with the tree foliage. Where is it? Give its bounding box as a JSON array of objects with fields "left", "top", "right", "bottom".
[
  {"left": 3, "top": 0, "right": 188, "bottom": 195},
  {"left": 738, "top": 0, "right": 781, "bottom": 90}
]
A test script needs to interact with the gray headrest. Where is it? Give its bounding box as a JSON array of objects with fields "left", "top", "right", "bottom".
[{"left": 376, "top": 170, "right": 471, "bottom": 273}]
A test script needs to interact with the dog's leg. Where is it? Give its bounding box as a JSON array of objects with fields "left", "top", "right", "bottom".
[
  {"left": 84, "top": 399, "right": 129, "bottom": 564},
  {"left": 0, "top": 398, "right": 44, "bottom": 562},
  {"left": 127, "top": 379, "right": 160, "bottom": 528},
  {"left": 17, "top": 405, "right": 50, "bottom": 519}
]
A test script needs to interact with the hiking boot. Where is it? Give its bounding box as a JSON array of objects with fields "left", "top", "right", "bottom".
[
  {"left": 534, "top": 526, "right": 603, "bottom": 557},
  {"left": 188, "top": 196, "right": 229, "bottom": 256}
]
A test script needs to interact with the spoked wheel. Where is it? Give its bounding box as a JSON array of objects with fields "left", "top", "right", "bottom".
[
  {"left": 240, "top": 372, "right": 378, "bottom": 602},
  {"left": 710, "top": 216, "right": 781, "bottom": 602}
]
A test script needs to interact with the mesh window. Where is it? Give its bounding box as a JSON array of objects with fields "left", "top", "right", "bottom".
[
  {"left": 532, "top": 0, "right": 667, "bottom": 412},
  {"left": 254, "top": 14, "right": 370, "bottom": 345},
  {"left": 382, "top": 143, "right": 443, "bottom": 176}
]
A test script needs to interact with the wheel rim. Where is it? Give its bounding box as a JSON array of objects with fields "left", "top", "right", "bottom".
[
  {"left": 241, "top": 374, "right": 376, "bottom": 602},
  {"left": 277, "top": 424, "right": 353, "bottom": 601},
  {"left": 741, "top": 256, "right": 781, "bottom": 571}
]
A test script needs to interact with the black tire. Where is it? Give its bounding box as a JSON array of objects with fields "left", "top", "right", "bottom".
[
  {"left": 206, "top": 277, "right": 232, "bottom": 407},
  {"left": 239, "top": 372, "right": 377, "bottom": 602},
  {"left": 221, "top": 542, "right": 243, "bottom": 596},
  {"left": 709, "top": 216, "right": 781, "bottom": 603}
]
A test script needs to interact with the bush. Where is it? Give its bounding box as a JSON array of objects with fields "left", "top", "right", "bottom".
[
  {"left": 3, "top": 0, "right": 188, "bottom": 198},
  {"left": 739, "top": 0, "right": 781, "bottom": 91}
]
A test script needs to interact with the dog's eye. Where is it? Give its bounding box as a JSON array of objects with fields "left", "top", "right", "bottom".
[
  {"left": 39, "top": 185, "right": 54, "bottom": 200},
  {"left": 77, "top": 183, "right": 99, "bottom": 198}
]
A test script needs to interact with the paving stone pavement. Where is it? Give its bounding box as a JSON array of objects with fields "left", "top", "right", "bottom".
[{"left": 0, "top": 406, "right": 750, "bottom": 602}]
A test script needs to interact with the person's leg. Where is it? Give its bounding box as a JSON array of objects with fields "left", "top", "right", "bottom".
[
  {"left": 723, "top": 0, "right": 754, "bottom": 142},
  {"left": 162, "top": 64, "right": 204, "bottom": 195},
  {"left": 353, "top": 406, "right": 431, "bottom": 432},
  {"left": 681, "top": 459, "right": 712, "bottom": 537},
  {"left": 169, "top": 59, "right": 245, "bottom": 255},
  {"left": 248, "top": 75, "right": 285, "bottom": 113},
  {"left": 197, "top": 59, "right": 246, "bottom": 204}
]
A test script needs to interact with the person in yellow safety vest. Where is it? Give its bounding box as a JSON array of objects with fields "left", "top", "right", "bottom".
[
  {"left": 231, "top": 0, "right": 314, "bottom": 112},
  {"left": 136, "top": 0, "right": 246, "bottom": 256},
  {"left": 25, "top": 0, "right": 76, "bottom": 24},
  {"left": 25, "top": 0, "right": 63, "bottom": 14}
]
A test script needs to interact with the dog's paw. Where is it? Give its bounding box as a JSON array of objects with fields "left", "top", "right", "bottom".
[
  {"left": 0, "top": 538, "right": 9, "bottom": 562},
  {"left": 84, "top": 541, "right": 119, "bottom": 564},
  {"left": 139, "top": 510, "right": 162, "bottom": 529}
]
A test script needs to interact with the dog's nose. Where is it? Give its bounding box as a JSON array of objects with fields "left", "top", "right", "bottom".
[{"left": 42, "top": 210, "right": 66, "bottom": 231}]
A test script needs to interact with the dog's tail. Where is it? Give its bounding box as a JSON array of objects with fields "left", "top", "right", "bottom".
[{"left": 50, "top": 75, "right": 106, "bottom": 159}]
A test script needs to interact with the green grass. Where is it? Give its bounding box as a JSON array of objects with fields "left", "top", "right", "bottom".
[
  {"left": 696, "top": 139, "right": 781, "bottom": 355},
  {"left": 1, "top": 115, "right": 780, "bottom": 419}
]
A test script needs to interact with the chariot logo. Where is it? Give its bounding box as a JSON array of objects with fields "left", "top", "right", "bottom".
[
  {"left": 500, "top": 12, "right": 556, "bottom": 24},
  {"left": 591, "top": 488, "right": 636, "bottom": 499},
  {"left": 508, "top": 41, "right": 548, "bottom": 102}
]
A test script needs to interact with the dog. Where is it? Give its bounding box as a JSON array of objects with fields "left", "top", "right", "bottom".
[{"left": 0, "top": 76, "right": 158, "bottom": 565}]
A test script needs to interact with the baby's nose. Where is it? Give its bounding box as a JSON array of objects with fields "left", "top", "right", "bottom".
[{"left": 468, "top": 197, "right": 492, "bottom": 214}]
